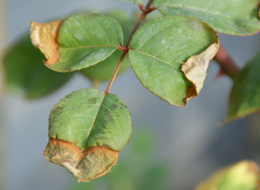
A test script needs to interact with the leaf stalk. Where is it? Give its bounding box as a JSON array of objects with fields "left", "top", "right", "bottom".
[{"left": 104, "top": 0, "right": 154, "bottom": 95}]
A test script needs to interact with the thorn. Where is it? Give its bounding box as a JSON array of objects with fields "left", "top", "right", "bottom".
[
  {"left": 114, "top": 78, "right": 117, "bottom": 81},
  {"left": 214, "top": 69, "right": 225, "bottom": 81},
  {"left": 139, "top": 4, "right": 144, "bottom": 12},
  {"left": 118, "top": 46, "right": 127, "bottom": 52}
]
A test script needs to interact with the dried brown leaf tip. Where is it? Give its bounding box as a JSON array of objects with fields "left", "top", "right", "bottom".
[
  {"left": 30, "top": 20, "right": 63, "bottom": 65},
  {"left": 43, "top": 138, "right": 118, "bottom": 182},
  {"left": 181, "top": 42, "right": 219, "bottom": 100}
]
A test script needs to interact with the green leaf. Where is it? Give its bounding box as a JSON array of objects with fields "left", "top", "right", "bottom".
[
  {"left": 80, "top": 50, "right": 130, "bottom": 85},
  {"left": 153, "top": 0, "right": 260, "bottom": 35},
  {"left": 80, "top": 11, "right": 136, "bottom": 84},
  {"left": 30, "top": 14, "right": 124, "bottom": 72},
  {"left": 226, "top": 52, "right": 260, "bottom": 123},
  {"left": 3, "top": 35, "right": 73, "bottom": 99},
  {"left": 116, "top": 0, "right": 146, "bottom": 5},
  {"left": 129, "top": 16, "right": 218, "bottom": 106},
  {"left": 44, "top": 88, "right": 132, "bottom": 182},
  {"left": 194, "top": 160, "right": 259, "bottom": 190}
]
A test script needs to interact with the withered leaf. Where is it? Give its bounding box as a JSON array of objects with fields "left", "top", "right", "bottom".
[
  {"left": 44, "top": 88, "right": 132, "bottom": 182},
  {"left": 194, "top": 160, "right": 259, "bottom": 190},
  {"left": 44, "top": 139, "right": 118, "bottom": 182},
  {"left": 30, "top": 20, "right": 62, "bottom": 65},
  {"left": 181, "top": 42, "right": 219, "bottom": 99}
]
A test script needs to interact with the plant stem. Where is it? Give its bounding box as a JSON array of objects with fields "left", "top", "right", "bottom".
[
  {"left": 104, "top": 0, "right": 154, "bottom": 95},
  {"left": 214, "top": 44, "right": 240, "bottom": 80}
]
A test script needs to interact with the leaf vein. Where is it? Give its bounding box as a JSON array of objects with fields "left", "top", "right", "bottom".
[{"left": 131, "top": 49, "right": 178, "bottom": 69}]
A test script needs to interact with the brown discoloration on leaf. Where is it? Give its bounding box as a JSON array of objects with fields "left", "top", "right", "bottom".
[
  {"left": 181, "top": 42, "right": 219, "bottom": 100},
  {"left": 43, "top": 138, "right": 118, "bottom": 182},
  {"left": 30, "top": 20, "right": 62, "bottom": 65}
]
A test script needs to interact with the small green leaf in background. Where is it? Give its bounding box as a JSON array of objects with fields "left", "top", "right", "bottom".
[
  {"left": 116, "top": 0, "right": 146, "bottom": 5},
  {"left": 3, "top": 35, "right": 73, "bottom": 99},
  {"left": 129, "top": 16, "right": 218, "bottom": 106},
  {"left": 80, "top": 50, "right": 130, "bottom": 87},
  {"left": 152, "top": 0, "right": 260, "bottom": 35},
  {"left": 194, "top": 160, "right": 260, "bottom": 190},
  {"left": 226, "top": 52, "right": 260, "bottom": 123},
  {"left": 30, "top": 14, "right": 124, "bottom": 72},
  {"left": 44, "top": 88, "right": 132, "bottom": 182},
  {"left": 80, "top": 11, "right": 136, "bottom": 85}
]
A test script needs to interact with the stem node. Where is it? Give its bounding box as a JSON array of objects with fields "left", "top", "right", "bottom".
[{"left": 104, "top": 0, "right": 154, "bottom": 94}]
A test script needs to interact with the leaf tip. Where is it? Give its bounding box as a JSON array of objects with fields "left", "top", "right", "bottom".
[
  {"left": 181, "top": 42, "right": 219, "bottom": 100},
  {"left": 30, "top": 20, "right": 63, "bottom": 65}
]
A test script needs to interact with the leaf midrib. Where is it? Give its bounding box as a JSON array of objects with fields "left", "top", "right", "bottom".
[
  {"left": 82, "top": 93, "right": 106, "bottom": 151},
  {"left": 156, "top": 4, "right": 245, "bottom": 20},
  {"left": 130, "top": 49, "right": 178, "bottom": 69},
  {"left": 60, "top": 44, "right": 118, "bottom": 50}
]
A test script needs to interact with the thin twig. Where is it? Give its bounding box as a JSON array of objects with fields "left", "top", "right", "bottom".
[{"left": 104, "top": 0, "right": 154, "bottom": 94}]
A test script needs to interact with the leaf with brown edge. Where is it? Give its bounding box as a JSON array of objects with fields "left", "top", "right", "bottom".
[
  {"left": 44, "top": 139, "right": 118, "bottom": 182},
  {"left": 129, "top": 16, "right": 218, "bottom": 106},
  {"left": 44, "top": 88, "right": 132, "bottom": 182},
  {"left": 30, "top": 14, "right": 124, "bottom": 72},
  {"left": 181, "top": 42, "right": 219, "bottom": 100}
]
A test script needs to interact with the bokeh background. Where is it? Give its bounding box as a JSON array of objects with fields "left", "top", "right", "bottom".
[{"left": 1, "top": 0, "right": 260, "bottom": 189}]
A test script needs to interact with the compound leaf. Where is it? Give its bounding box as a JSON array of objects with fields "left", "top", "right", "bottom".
[
  {"left": 194, "top": 160, "right": 259, "bottom": 190},
  {"left": 3, "top": 35, "right": 73, "bottom": 99},
  {"left": 153, "top": 0, "right": 260, "bottom": 35},
  {"left": 129, "top": 16, "right": 218, "bottom": 106},
  {"left": 44, "top": 88, "right": 132, "bottom": 182},
  {"left": 30, "top": 14, "right": 124, "bottom": 72},
  {"left": 226, "top": 52, "right": 260, "bottom": 123}
]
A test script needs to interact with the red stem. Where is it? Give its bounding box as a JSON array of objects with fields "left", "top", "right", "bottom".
[
  {"left": 214, "top": 44, "right": 240, "bottom": 80},
  {"left": 104, "top": 0, "right": 154, "bottom": 94}
]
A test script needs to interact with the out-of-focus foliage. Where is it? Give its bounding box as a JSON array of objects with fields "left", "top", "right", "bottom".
[
  {"left": 194, "top": 160, "right": 260, "bottom": 190},
  {"left": 226, "top": 52, "right": 260, "bottom": 123},
  {"left": 3, "top": 35, "right": 73, "bottom": 99}
]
